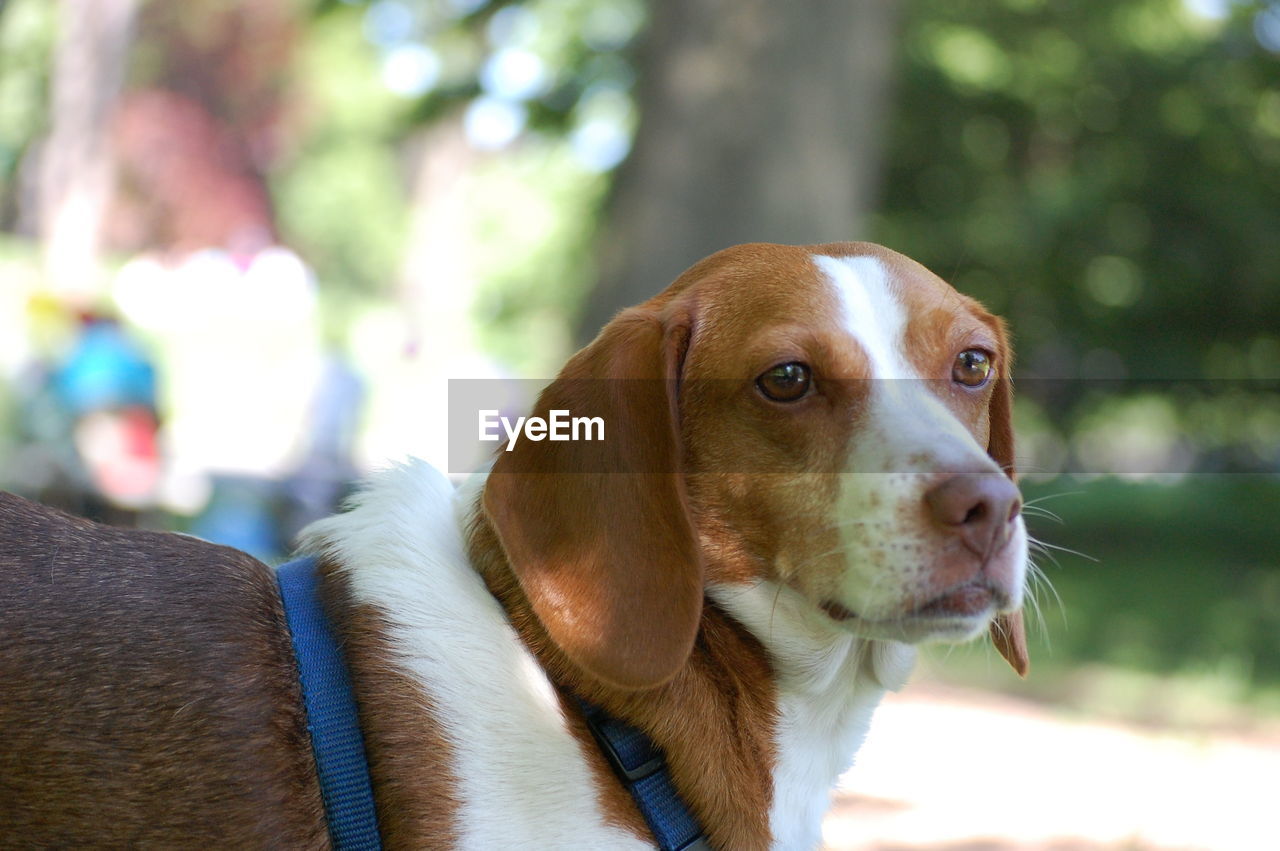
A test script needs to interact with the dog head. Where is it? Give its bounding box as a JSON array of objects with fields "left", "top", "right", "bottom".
[{"left": 483, "top": 242, "right": 1028, "bottom": 690}]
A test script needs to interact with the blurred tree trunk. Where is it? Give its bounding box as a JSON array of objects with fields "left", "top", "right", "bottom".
[
  {"left": 38, "top": 0, "right": 138, "bottom": 296},
  {"left": 580, "top": 0, "right": 901, "bottom": 336}
]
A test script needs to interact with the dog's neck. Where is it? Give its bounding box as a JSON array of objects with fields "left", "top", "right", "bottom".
[
  {"left": 460, "top": 472, "right": 914, "bottom": 850},
  {"left": 709, "top": 582, "right": 917, "bottom": 849}
]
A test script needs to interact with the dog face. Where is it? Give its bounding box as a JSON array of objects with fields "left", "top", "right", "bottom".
[
  {"left": 675, "top": 246, "right": 1025, "bottom": 646},
  {"left": 484, "top": 242, "right": 1028, "bottom": 690}
]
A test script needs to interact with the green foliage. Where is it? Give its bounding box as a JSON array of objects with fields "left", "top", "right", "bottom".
[
  {"left": 355, "top": 0, "right": 645, "bottom": 136},
  {"left": 874, "top": 0, "right": 1280, "bottom": 386},
  {"left": 465, "top": 140, "right": 610, "bottom": 374},
  {"left": 285, "top": 0, "right": 643, "bottom": 367},
  {"left": 0, "top": 0, "right": 55, "bottom": 227},
  {"left": 272, "top": 5, "right": 409, "bottom": 301}
]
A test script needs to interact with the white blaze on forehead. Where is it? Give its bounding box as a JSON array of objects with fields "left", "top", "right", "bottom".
[
  {"left": 812, "top": 254, "right": 918, "bottom": 380},
  {"left": 813, "top": 251, "right": 985, "bottom": 461}
]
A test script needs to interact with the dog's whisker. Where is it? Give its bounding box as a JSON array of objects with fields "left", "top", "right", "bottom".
[
  {"left": 1026, "top": 540, "right": 1064, "bottom": 570},
  {"left": 785, "top": 545, "right": 855, "bottom": 576},
  {"left": 1028, "top": 536, "right": 1098, "bottom": 563},
  {"left": 1029, "top": 560, "right": 1065, "bottom": 622},
  {"left": 1021, "top": 566, "right": 1050, "bottom": 647},
  {"left": 1022, "top": 490, "right": 1084, "bottom": 508},
  {"left": 769, "top": 580, "right": 786, "bottom": 637},
  {"left": 1023, "top": 559, "right": 1065, "bottom": 640},
  {"left": 1021, "top": 505, "right": 1065, "bottom": 525}
]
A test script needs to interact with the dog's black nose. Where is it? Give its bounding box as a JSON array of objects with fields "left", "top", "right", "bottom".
[{"left": 925, "top": 474, "right": 1021, "bottom": 559}]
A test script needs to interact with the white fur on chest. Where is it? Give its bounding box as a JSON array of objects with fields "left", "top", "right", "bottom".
[
  {"left": 710, "top": 582, "right": 916, "bottom": 850},
  {"left": 298, "top": 461, "right": 648, "bottom": 850}
]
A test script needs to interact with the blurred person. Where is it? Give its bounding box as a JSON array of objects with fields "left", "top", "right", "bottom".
[
  {"left": 112, "top": 241, "right": 340, "bottom": 558},
  {"left": 43, "top": 311, "right": 160, "bottom": 526},
  {"left": 112, "top": 243, "right": 322, "bottom": 489}
]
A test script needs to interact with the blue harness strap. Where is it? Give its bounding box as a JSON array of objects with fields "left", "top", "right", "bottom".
[
  {"left": 278, "top": 553, "right": 706, "bottom": 850},
  {"left": 277, "top": 555, "right": 382, "bottom": 850},
  {"left": 577, "top": 699, "right": 713, "bottom": 851}
]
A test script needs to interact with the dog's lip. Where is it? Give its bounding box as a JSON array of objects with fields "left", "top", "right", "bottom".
[
  {"left": 912, "top": 583, "right": 997, "bottom": 618},
  {"left": 820, "top": 581, "right": 1007, "bottom": 625}
]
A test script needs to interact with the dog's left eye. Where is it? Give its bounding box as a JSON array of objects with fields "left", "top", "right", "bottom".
[
  {"left": 757, "top": 362, "right": 812, "bottom": 402},
  {"left": 952, "top": 349, "right": 993, "bottom": 388}
]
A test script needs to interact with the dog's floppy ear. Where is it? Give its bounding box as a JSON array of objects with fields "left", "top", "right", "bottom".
[
  {"left": 483, "top": 307, "right": 700, "bottom": 691},
  {"left": 984, "top": 314, "right": 1029, "bottom": 677}
]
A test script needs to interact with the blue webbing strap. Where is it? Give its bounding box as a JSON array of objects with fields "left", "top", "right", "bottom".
[
  {"left": 277, "top": 552, "right": 703, "bottom": 849},
  {"left": 577, "top": 699, "right": 713, "bottom": 851},
  {"left": 277, "top": 556, "right": 383, "bottom": 850}
]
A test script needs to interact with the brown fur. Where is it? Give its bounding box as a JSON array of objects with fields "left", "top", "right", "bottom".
[
  {"left": 319, "top": 563, "right": 463, "bottom": 846},
  {"left": 0, "top": 491, "right": 328, "bottom": 847}
]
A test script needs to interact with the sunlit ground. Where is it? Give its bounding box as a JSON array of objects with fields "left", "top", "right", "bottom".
[{"left": 823, "top": 675, "right": 1279, "bottom": 850}]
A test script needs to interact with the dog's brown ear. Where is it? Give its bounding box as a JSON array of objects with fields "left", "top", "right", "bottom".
[
  {"left": 984, "top": 314, "right": 1029, "bottom": 677},
  {"left": 986, "top": 315, "right": 1016, "bottom": 482},
  {"left": 483, "top": 308, "right": 700, "bottom": 691}
]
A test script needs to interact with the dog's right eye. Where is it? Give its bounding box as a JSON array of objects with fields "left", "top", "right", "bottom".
[
  {"left": 952, "top": 349, "right": 994, "bottom": 388},
  {"left": 757, "top": 362, "right": 812, "bottom": 402}
]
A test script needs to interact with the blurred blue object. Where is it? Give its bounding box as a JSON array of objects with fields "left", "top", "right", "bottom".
[
  {"left": 54, "top": 317, "right": 157, "bottom": 416},
  {"left": 190, "top": 475, "right": 283, "bottom": 562}
]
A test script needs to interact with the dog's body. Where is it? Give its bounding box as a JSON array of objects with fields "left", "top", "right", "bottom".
[
  {"left": 2, "top": 242, "right": 1029, "bottom": 849},
  {"left": 0, "top": 492, "right": 329, "bottom": 847}
]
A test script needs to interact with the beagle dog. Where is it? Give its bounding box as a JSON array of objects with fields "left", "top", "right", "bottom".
[{"left": 1, "top": 242, "right": 1028, "bottom": 849}]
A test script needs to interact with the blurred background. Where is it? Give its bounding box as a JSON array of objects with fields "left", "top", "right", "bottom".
[{"left": 1, "top": 0, "right": 1278, "bottom": 847}]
